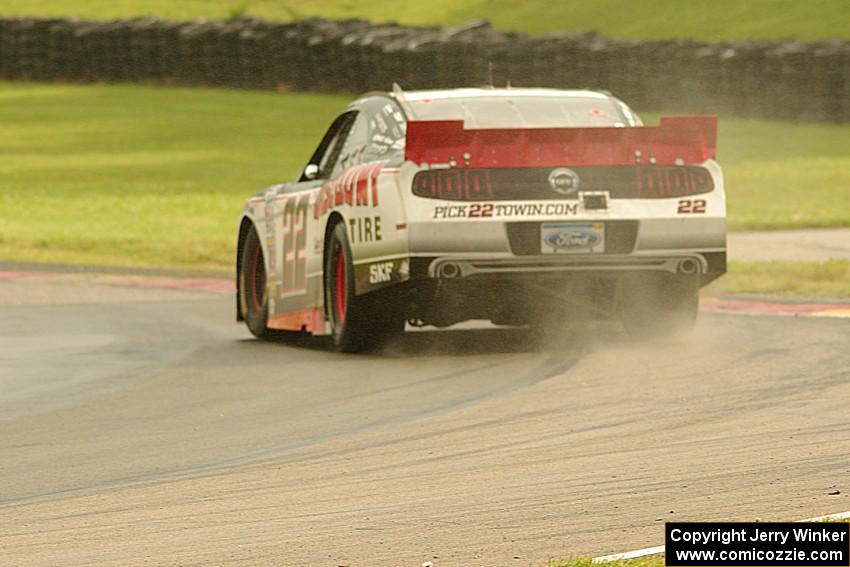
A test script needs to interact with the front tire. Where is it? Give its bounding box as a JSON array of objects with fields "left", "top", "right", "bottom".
[{"left": 239, "top": 225, "right": 270, "bottom": 338}]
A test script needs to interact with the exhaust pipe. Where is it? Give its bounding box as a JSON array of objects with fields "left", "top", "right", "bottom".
[
  {"left": 438, "top": 262, "right": 461, "bottom": 279},
  {"left": 678, "top": 258, "right": 701, "bottom": 275}
]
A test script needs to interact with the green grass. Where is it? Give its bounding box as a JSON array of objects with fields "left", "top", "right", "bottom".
[
  {"left": 643, "top": 113, "right": 850, "bottom": 231},
  {"left": 708, "top": 260, "right": 850, "bottom": 297},
  {"left": 718, "top": 120, "right": 850, "bottom": 231},
  {"left": 0, "top": 82, "right": 348, "bottom": 269},
  {"left": 1, "top": 81, "right": 849, "bottom": 270},
  {"left": 1, "top": 0, "right": 850, "bottom": 41}
]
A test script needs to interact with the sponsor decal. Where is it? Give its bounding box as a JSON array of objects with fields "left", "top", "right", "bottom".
[
  {"left": 354, "top": 258, "right": 411, "bottom": 292},
  {"left": 545, "top": 229, "right": 598, "bottom": 250},
  {"left": 548, "top": 167, "right": 580, "bottom": 195},
  {"left": 541, "top": 222, "right": 605, "bottom": 254},
  {"left": 432, "top": 202, "right": 579, "bottom": 219},
  {"left": 369, "top": 261, "right": 394, "bottom": 284},
  {"left": 313, "top": 162, "right": 384, "bottom": 220},
  {"left": 348, "top": 216, "right": 382, "bottom": 243}
]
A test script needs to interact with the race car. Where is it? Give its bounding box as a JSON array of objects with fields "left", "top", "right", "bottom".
[{"left": 236, "top": 87, "right": 726, "bottom": 351}]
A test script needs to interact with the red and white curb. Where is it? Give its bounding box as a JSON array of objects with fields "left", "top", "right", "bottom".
[
  {"left": 2, "top": 271, "right": 850, "bottom": 318},
  {"left": 0, "top": 271, "right": 35, "bottom": 280},
  {"left": 0, "top": 271, "right": 235, "bottom": 293},
  {"left": 701, "top": 297, "right": 850, "bottom": 319},
  {"left": 592, "top": 511, "right": 850, "bottom": 563}
]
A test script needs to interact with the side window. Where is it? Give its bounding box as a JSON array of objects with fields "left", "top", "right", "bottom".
[
  {"left": 614, "top": 97, "right": 643, "bottom": 126},
  {"left": 303, "top": 98, "right": 407, "bottom": 182},
  {"left": 299, "top": 111, "right": 357, "bottom": 182},
  {"left": 334, "top": 112, "right": 370, "bottom": 176},
  {"left": 331, "top": 97, "right": 407, "bottom": 177},
  {"left": 364, "top": 99, "right": 406, "bottom": 163}
]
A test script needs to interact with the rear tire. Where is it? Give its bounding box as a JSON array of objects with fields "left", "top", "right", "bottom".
[
  {"left": 325, "top": 222, "right": 404, "bottom": 352},
  {"left": 620, "top": 274, "right": 698, "bottom": 339},
  {"left": 239, "top": 226, "right": 270, "bottom": 338}
]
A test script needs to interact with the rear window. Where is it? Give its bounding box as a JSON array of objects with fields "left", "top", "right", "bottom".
[{"left": 408, "top": 96, "right": 636, "bottom": 128}]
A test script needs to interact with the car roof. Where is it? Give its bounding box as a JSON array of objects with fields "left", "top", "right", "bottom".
[
  {"left": 347, "top": 87, "right": 617, "bottom": 120},
  {"left": 348, "top": 87, "right": 612, "bottom": 109},
  {"left": 393, "top": 87, "right": 611, "bottom": 102}
]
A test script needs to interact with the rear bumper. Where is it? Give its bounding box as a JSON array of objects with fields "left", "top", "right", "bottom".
[
  {"left": 428, "top": 252, "right": 720, "bottom": 278},
  {"left": 408, "top": 217, "right": 725, "bottom": 253},
  {"left": 407, "top": 216, "right": 726, "bottom": 283}
]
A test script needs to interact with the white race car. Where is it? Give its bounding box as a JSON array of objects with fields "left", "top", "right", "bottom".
[{"left": 236, "top": 87, "right": 725, "bottom": 351}]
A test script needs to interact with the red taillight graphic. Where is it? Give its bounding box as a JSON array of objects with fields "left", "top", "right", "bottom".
[
  {"left": 636, "top": 166, "right": 712, "bottom": 198},
  {"left": 412, "top": 170, "right": 493, "bottom": 201}
]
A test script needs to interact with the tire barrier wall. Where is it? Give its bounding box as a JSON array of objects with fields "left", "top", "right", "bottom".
[{"left": 1, "top": 16, "right": 848, "bottom": 122}]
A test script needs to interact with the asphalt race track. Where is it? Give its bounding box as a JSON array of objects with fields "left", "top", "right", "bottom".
[{"left": 1, "top": 271, "right": 849, "bottom": 566}]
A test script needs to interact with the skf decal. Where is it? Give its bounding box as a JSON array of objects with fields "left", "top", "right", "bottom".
[
  {"left": 369, "top": 262, "right": 393, "bottom": 284},
  {"left": 433, "top": 202, "right": 579, "bottom": 219},
  {"left": 313, "top": 163, "right": 383, "bottom": 220},
  {"left": 354, "top": 258, "right": 411, "bottom": 293}
]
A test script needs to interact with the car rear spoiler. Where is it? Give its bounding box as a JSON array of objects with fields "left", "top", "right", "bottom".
[{"left": 404, "top": 116, "right": 717, "bottom": 168}]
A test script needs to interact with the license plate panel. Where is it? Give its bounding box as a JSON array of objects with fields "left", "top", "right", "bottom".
[{"left": 540, "top": 222, "right": 605, "bottom": 254}]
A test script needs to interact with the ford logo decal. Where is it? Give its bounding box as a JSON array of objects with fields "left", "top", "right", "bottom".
[
  {"left": 545, "top": 230, "right": 600, "bottom": 250},
  {"left": 548, "top": 168, "right": 580, "bottom": 195}
]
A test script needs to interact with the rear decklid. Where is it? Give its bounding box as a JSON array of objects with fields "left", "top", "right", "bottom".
[
  {"left": 404, "top": 116, "right": 717, "bottom": 168},
  {"left": 405, "top": 116, "right": 719, "bottom": 202}
]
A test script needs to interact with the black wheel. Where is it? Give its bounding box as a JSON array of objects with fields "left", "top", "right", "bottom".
[
  {"left": 239, "top": 226, "right": 270, "bottom": 338},
  {"left": 620, "top": 273, "right": 699, "bottom": 339},
  {"left": 325, "top": 222, "right": 403, "bottom": 352}
]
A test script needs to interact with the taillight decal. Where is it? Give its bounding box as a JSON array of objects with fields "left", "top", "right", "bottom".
[
  {"left": 413, "top": 166, "right": 712, "bottom": 201},
  {"left": 690, "top": 167, "right": 713, "bottom": 194},
  {"left": 637, "top": 166, "right": 713, "bottom": 198},
  {"left": 412, "top": 170, "right": 494, "bottom": 201},
  {"left": 466, "top": 170, "right": 493, "bottom": 200},
  {"left": 439, "top": 171, "right": 463, "bottom": 200},
  {"left": 414, "top": 172, "right": 436, "bottom": 198},
  {"left": 637, "top": 167, "right": 661, "bottom": 197}
]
